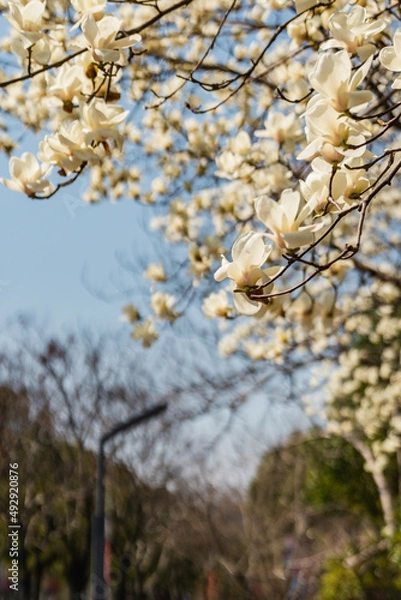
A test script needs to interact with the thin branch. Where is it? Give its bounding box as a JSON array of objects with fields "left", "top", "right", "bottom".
[
  {"left": 187, "top": 0, "right": 335, "bottom": 114},
  {"left": 0, "top": 0, "right": 194, "bottom": 89}
]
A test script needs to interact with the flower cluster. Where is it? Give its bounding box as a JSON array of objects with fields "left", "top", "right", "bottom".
[
  {"left": 1, "top": 0, "right": 401, "bottom": 360},
  {"left": 1, "top": 0, "right": 141, "bottom": 198},
  {"left": 210, "top": 1, "right": 397, "bottom": 323}
]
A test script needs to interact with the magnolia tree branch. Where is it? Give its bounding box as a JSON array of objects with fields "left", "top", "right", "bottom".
[
  {"left": 0, "top": 0, "right": 194, "bottom": 89},
  {"left": 2, "top": 0, "right": 401, "bottom": 359}
]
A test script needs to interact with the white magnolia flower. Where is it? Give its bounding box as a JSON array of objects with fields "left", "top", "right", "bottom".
[
  {"left": 300, "top": 157, "right": 370, "bottom": 212},
  {"left": 286, "top": 291, "right": 313, "bottom": 324},
  {"left": 323, "top": 6, "right": 389, "bottom": 61},
  {"left": 81, "top": 14, "right": 141, "bottom": 64},
  {"left": 308, "top": 50, "right": 373, "bottom": 113},
  {"left": 215, "top": 150, "right": 254, "bottom": 181},
  {"left": 295, "top": 0, "right": 322, "bottom": 12},
  {"left": 255, "top": 189, "right": 322, "bottom": 249},
  {"left": 317, "top": 288, "right": 336, "bottom": 316},
  {"left": 300, "top": 161, "right": 346, "bottom": 213},
  {"left": 202, "top": 290, "right": 231, "bottom": 318},
  {"left": 131, "top": 318, "right": 158, "bottom": 347},
  {"left": 214, "top": 231, "right": 274, "bottom": 316},
  {"left": 298, "top": 103, "right": 370, "bottom": 163},
  {"left": 254, "top": 111, "right": 302, "bottom": 152},
  {"left": 144, "top": 263, "right": 167, "bottom": 282},
  {"left": 0, "top": 152, "right": 54, "bottom": 197},
  {"left": 48, "top": 64, "right": 85, "bottom": 105},
  {"left": 38, "top": 121, "right": 97, "bottom": 174},
  {"left": 12, "top": 34, "right": 51, "bottom": 65},
  {"left": 120, "top": 303, "right": 140, "bottom": 323},
  {"left": 151, "top": 291, "right": 179, "bottom": 321},
  {"left": 72, "top": 0, "right": 106, "bottom": 15},
  {"left": 80, "top": 99, "right": 129, "bottom": 149},
  {"left": 230, "top": 130, "right": 252, "bottom": 155},
  {"left": 380, "top": 29, "right": 401, "bottom": 89},
  {"left": 6, "top": 0, "right": 46, "bottom": 45},
  {"left": 340, "top": 158, "right": 371, "bottom": 204}
]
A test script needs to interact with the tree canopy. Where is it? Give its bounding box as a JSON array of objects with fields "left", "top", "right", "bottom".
[
  {"left": 2, "top": 2, "right": 401, "bottom": 595},
  {"left": 0, "top": 0, "right": 400, "bottom": 349}
]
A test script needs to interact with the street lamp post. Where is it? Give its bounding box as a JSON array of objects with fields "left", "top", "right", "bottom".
[{"left": 91, "top": 403, "right": 168, "bottom": 600}]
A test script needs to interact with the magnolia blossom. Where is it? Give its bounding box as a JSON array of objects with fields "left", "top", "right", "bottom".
[
  {"left": 323, "top": 6, "right": 388, "bottom": 60},
  {"left": 300, "top": 161, "right": 347, "bottom": 213},
  {"left": 379, "top": 29, "right": 401, "bottom": 89},
  {"left": 202, "top": 290, "right": 231, "bottom": 318},
  {"left": 120, "top": 303, "right": 140, "bottom": 323},
  {"left": 286, "top": 291, "right": 314, "bottom": 325},
  {"left": 315, "top": 288, "right": 339, "bottom": 329},
  {"left": 215, "top": 150, "right": 254, "bottom": 181},
  {"left": 144, "top": 263, "right": 167, "bottom": 282},
  {"left": 214, "top": 231, "right": 274, "bottom": 316},
  {"left": 131, "top": 318, "right": 158, "bottom": 347},
  {"left": 150, "top": 291, "right": 179, "bottom": 321},
  {"left": 288, "top": 14, "right": 324, "bottom": 50},
  {"left": 298, "top": 103, "right": 370, "bottom": 163},
  {"left": 254, "top": 111, "right": 302, "bottom": 152},
  {"left": 5, "top": 0, "right": 46, "bottom": 45},
  {"left": 308, "top": 50, "right": 373, "bottom": 114},
  {"left": 0, "top": 152, "right": 54, "bottom": 197},
  {"left": 215, "top": 134, "right": 256, "bottom": 181},
  {"left": 38, "top": 121, "right": 98, "bottom": 174},
  {"left": 80, "top": 99, "right": 129, "bottom": 149},
  {"left": 72, "top": 0, "right": 106, "bottom": 16},
  {"left": 47, "top": 64, "right": 86, "bottom": 107},
  {"left": 5, "top": 0, "right": 54, "bottom": 65},
  {"left": 339, "top": 158, "right": 371, "bottom": 204},
  {"left": 12, "top": 34, "right": 52, "bottom": 65},
  {"left": 255, "top": 189, "right": 322, "bottom": 249},
  {"left": 295, "top": 0, "right": 321, "bottom": 12},
  {"left": 300, "top": 158, "right": 370, "bottom": 212},
  {"left": 230, "top": 131, "right": 252, "bottom": 155},
  {"left": 80, "top": 14, "right": 141, "bottom": 64}
]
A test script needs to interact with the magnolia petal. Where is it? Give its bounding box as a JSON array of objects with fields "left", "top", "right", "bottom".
[
  {"left": 380, "top": 47, "right": 401, "bottom": 72},
  {"left": 80, "top": 14, "right": 98, "bottom": 44},
  {"left": 114, "top": 33, "right": 141, "bottom": 49},
  {"left": 231, "top": 230, "right": 256, "bottom": 261},
  {"left": 255, "top": 195, "right": 282, "bottom": 233},
  {"left": 346, "top": 5, "right": 365, "bottom": 29},
  {"left": 392, "top": 76, "right": 401, "bottom": 89},
  {"left": 350, "top": 55, "right": 373, "bottom": 89},
  {"left": 280, "top": 189, "right": 301, "bottom": 225},
  {"left": 331, "top": 170, "right": 348, "bottom": 199},
  {"left": 281, "top": 229, "right": 316, "bottom": 248},
  {"left": 92, "top": 48, "right": 121, "bottom": 62},
  {"left": 297, "top": 138, "right": 322, "bottom": 162},
  {"left": 214, "top": 256, "right": 230, "bottom": 282},
  {"left": 347, "top": 90, "right": 373, "bottom": 111},
  {"left": 233, "top": 291, "right": 266, "bottom": 316},
  {"left": 226, "top": 261, "right": 243, "bottom": 284},
  {"left": 394, "top": 29, "right": 401, "bottom": 57},
  {"left": 232, "top": 230, "right": 270, "bottom": 266},
  {"left": 310, "top": 51, "right": 349, "bottom": 100},
  {"left": 357, "top": 44, "right": 376, "bottom": 63}
]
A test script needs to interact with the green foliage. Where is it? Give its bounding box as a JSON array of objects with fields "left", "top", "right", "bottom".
[
  {"left": 317, "top": 560, "right": 364, "bottom": 600},
  {"left": 302, "top": 436, "right": 382, "bottom": 525},
  {"left": 246, "top": 430, "right": 401, "bottom": 598},
  {"left": 317, "top": 553, "right": 401, "bottom": 600}
]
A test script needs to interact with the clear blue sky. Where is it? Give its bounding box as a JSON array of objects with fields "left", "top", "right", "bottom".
[{"left": 0, "top": 161, "right": 149, "bottom": 334}]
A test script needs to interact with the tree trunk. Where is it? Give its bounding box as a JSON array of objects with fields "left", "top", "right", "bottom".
[{"left": 346, "top": 434, "right": 395, "bottom": 536}]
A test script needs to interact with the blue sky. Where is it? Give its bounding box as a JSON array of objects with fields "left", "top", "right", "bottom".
[{"left": 0, "top": 162, "right": 148, "bottom": 334}]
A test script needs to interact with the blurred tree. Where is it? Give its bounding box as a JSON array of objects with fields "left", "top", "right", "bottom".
[{"left": 246, "top": 432, "right": 394, "bottom": 599}]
